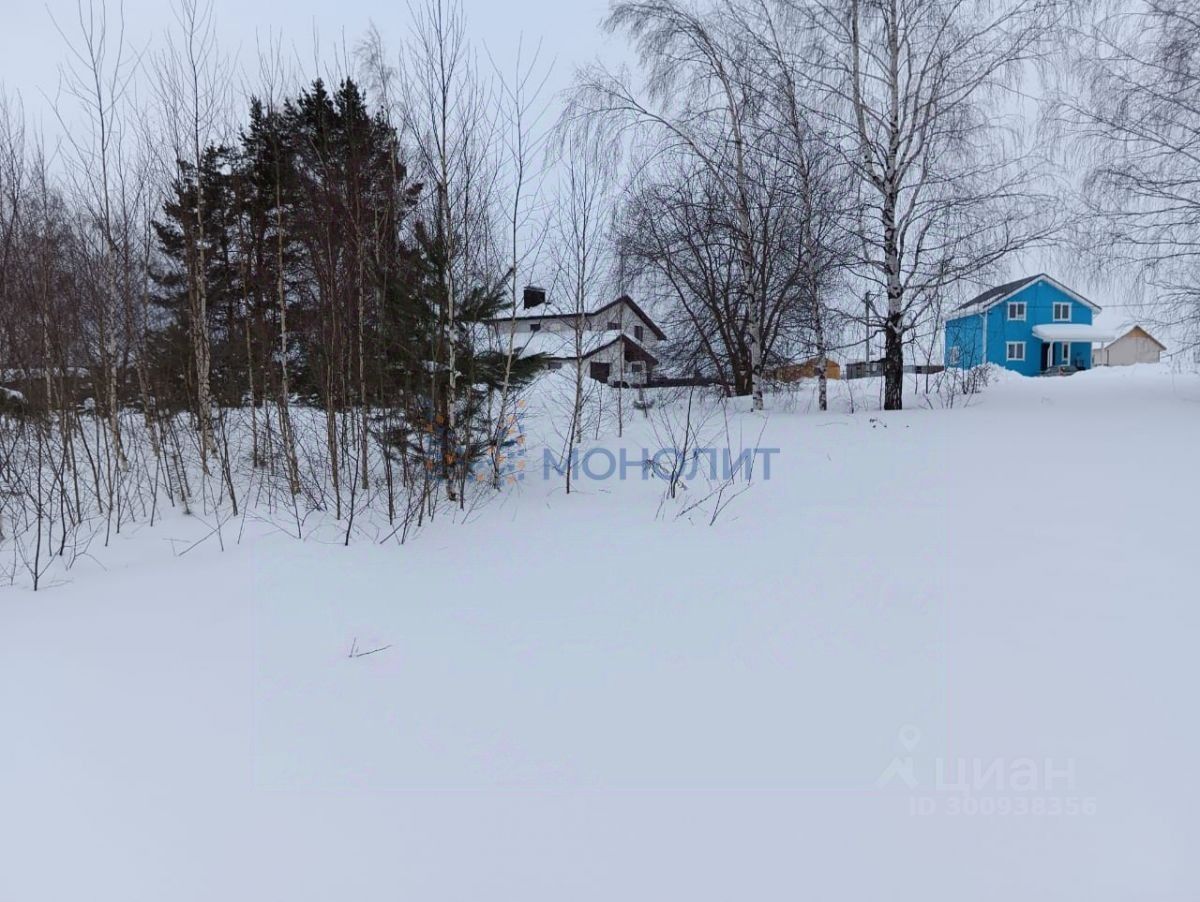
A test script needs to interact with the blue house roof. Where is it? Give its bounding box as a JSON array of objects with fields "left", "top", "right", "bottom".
[{"left": 950, "top": 273, "right": 1101, "bottom": 320}]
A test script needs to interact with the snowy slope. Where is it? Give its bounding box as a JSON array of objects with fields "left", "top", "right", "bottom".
[{"left": 2, "top": 365, "right": 1199, "bottom": 900}]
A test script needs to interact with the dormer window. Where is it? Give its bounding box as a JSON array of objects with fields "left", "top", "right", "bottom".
[
  {"left": 1008, "top": 301, "right": 1026, "bottom": 321},
  {"left": 1053, "top": 302, "right": 1071, "bottom": 321}
]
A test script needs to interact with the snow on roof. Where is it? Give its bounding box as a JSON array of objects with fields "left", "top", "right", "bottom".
[
  {"left": 2, "top": 367, "right": 89, "bottom": 379},
  {"left": 508, "top": 330, "right": 595, "bottom": 358},
  {"left": 1031, "top": 323, "right": 1117, "bottom": 343},
  {"left": 508, "top": 329, "right": 659, "bottom": 363},
  {"left": 486, "top": 296, "right": 668, "bottom": 341}
]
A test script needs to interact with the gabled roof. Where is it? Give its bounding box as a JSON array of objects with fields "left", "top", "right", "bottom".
[
  {"left": 1104, "top": 325, "right": 1167, "bottom": 351},
  {"left": 485, "top": 295, "right": 667, "bottom": 341},
  {"left": 584, "top": 332, "right": 659, "bottom": 364},
  {"left": 590, "top": 296, "right": 668, "bottom": 341},
  {"left": 949, "top": 274, "right": 1102, "bottom": 320}
]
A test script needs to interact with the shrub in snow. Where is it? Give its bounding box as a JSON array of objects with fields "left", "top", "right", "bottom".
[{"left": 1, "top": 386, "right": 27, "bottom": 415}]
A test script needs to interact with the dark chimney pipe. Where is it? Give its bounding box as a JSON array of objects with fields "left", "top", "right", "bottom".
[{"left": 523, "top": 285, "right": 546, "bottom": 309}]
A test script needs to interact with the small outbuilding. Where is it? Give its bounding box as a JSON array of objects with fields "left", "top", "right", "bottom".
[
  {"left": 1093, "top": 325, "right": 1166, "bottom": 367},
  {"left": 769, "top": 357, "right": 841, "bottom": 382}
]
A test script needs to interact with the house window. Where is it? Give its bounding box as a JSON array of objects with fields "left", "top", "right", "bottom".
[
  {"left": 634, "top": 325, "right": 645, "bottom": 341},
  {"left": 949, "top": 346, "right": 961, "bottom": 365},
  {"left": 1061, "top": 341, "right": 1071, "bottom": 365},
  {"left": 1008, "top": 301, "right": 1026, "bottom": 321},
  {"left": 630, "top": 361, "right": 644, "bottom": 373},
  {"left": 529, "top": 322, "right": 541, "bottom": 332},
  {"left": 607, "top": 320, "right": 620, "bottom": 330},
  {"left": 1006, "top": 341, "right": 1025, "bottom": 362},
  {"left": 547, "top": 360, "right": 562, "bottom": 370},
  {"left": 1053, "top": 302, "right": 1071, "bottom": 321}
]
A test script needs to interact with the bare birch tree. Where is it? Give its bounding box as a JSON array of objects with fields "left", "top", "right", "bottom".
[
  {"left": 1054, "top": 0, "right": 1200, "bottom": 354},
  {"left": 152, "top": 0, "right": 232, "bottom": 469},
  {"left": 792, "top": 0, "right": 1068, "bottom": 408},
  {"left": 550, "top": 133, "right": 613, "bottom": 492},
  {"left": 488, "top": 38, "right": 553, "bottom": 488},
  {"left": 51, "top": 0, "right": 142, "bottom": 467},
  {"left": 569, "top": 0, "right": 770, "bottom": 409},
  {"left": 403, "top": 0, "right": 504, "bottom": 502}
]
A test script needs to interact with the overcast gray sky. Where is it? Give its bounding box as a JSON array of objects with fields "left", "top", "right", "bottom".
[
  {"left": 1, "top": 0, "right": 1140, "bottom": 323},
  {"left": 1, "top": 0, "right": 614, "bottom": 137}
]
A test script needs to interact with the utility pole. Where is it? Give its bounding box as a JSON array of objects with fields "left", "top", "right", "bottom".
[
  {"left": 863, "top": 291, "right": 871, "bottom": 369},
  {"left": 617, "top": 251, "right": 626, "bottom": 437}
]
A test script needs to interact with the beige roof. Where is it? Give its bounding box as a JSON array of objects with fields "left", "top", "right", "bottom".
[{"left": 1104, "top": 325, "right": 1167, "bottom": 350}]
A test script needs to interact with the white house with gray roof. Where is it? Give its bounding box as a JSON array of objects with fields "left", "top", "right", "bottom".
[{"left": 488, "top": 293, "right": 666, "bottom": 385}]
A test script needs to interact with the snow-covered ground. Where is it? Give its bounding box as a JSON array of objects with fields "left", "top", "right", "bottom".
[{"left": 2, "top": 364, "right": 1199, "bottom": 900}]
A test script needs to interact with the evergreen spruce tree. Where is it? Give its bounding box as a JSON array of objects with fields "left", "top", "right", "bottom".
[
  {"left": 150, "top": 144, "right": 238, "bottom": 410},
  {"left": 380, "top": 220, "right": 545, "bottom": 488}
]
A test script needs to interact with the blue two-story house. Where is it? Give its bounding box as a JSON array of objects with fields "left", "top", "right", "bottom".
[{"left": 944, "top": 274, "right": 1114, "bottom": 376}]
